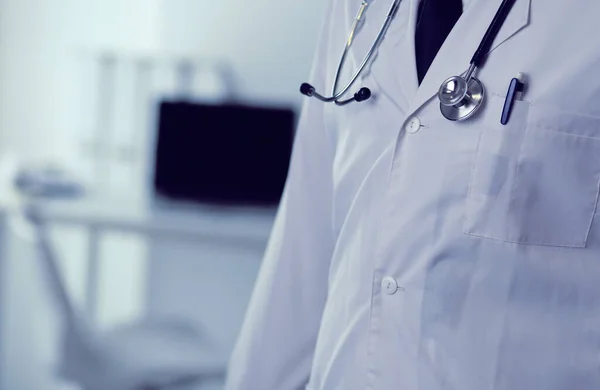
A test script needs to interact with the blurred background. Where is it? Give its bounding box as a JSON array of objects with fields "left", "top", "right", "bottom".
[{"left": 0, "top": 1, "right": 327, "bottom": 389}]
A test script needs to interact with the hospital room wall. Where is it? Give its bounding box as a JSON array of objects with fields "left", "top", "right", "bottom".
[
  {"left": 0, "top": 0, "right": 162, "bottom": 165},
  {"left": 0, "top": 0, "right": 327, "bottom": 165},
  {"left": 160, "top": 0, "right": 328, "bottom": 105}
]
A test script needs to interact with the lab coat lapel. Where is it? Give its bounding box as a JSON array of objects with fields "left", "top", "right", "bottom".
[
  {"left": 408, "top": 0, "right": 531, "bottom": 115},
  {"left": 391, "top": 0, "right": 420, "bottom": 105},
  {"left": 349, "top": 0, "right": 415, "bottom": 111}
]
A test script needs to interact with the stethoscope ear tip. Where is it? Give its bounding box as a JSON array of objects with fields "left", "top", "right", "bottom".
[
  {"left": 355, "top": 87, "right": 371, "bottom": 102},
  {"left": 300, "top": 83, "right": 315, "bottom": 96}
]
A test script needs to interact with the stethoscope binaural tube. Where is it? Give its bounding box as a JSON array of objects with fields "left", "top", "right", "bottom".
[{"left": 300, "top": 0, "right": 402, "bottom": 106}]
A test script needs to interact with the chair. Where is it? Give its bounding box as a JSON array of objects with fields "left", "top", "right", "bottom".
[{"left": 24, "top": 203, "right": 227, "bottom": 390}]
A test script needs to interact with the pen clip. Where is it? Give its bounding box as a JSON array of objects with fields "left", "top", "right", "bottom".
[{"left": 501, "top": 76, "right": 525, "bottom": 125}]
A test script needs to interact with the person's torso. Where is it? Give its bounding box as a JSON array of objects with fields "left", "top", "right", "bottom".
[{"left": 308, "top": 0, "right": 600, "bottom": 389}]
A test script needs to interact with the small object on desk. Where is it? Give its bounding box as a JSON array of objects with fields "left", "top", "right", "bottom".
[
  {"left": 501, "top": 72, "right": 527, "bottom": 125},
  {"left": 14, "top": 165, "right": 85, "bottom": 199}
]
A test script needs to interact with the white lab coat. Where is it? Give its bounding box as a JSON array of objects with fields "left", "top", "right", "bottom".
[{"left": 226, "top": 0, "right": 600, "bottom": 389}]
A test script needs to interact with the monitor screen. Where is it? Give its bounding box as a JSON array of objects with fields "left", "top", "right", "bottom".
[{"left": 153, "top": 100, "right": 295, "bottom": 206}]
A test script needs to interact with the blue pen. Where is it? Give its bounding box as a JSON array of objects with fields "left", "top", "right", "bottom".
[{"left": 501, "top": 73, "right": 526, "bottom": 125}]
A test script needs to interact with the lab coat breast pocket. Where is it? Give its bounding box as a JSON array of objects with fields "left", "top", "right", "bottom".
[{"left": 464, "top": 94, "right": 600, "bottom": 247}]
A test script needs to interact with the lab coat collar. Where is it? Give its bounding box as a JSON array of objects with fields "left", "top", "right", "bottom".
[
  {"left": 462, "top": 0, "right": 474, "bottom": 10},
  {"left": 407, "top": 0, "right": 532, "bottom": 115}
]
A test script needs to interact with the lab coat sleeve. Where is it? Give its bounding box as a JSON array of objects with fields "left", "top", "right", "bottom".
[{"left": 224, "top": 3, "right": 337, "bottom": 390}]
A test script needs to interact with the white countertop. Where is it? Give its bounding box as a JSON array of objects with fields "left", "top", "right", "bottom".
[{"left": 1, "top": 195, "right": 278, "bottom": 248}]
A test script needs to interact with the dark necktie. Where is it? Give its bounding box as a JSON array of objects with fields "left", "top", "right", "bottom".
[{"left": 415, "top": 0, "right": 463, "bottom": 84}]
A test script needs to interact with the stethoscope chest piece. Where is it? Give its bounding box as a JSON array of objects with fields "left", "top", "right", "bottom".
[{"left": 438, "top": 75, "right": 485, "bottom": 121}]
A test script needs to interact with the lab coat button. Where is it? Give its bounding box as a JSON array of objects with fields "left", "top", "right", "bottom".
[
  {"left": 405, "top": 116, "right": 421, "bottom": 134},
  {"left": 382, "top": 276, "right": 399, "bottom": 295}
]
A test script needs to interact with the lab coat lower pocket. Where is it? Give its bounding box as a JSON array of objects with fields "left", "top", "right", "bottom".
[{"left": 464, "top": 96, "right": 600, "bottom": 247}]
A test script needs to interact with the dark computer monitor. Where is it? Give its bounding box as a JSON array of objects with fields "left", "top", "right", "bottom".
[{"left": 153, "top": 100, "right": 295, "bottom": 206}]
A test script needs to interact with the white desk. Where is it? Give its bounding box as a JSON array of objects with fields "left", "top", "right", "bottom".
[
  {"left": 27, "top": 197, "right": 276, "bottom": 315},
  {"left": 32, "top": 197, "right": 276, "bottom": 245}
]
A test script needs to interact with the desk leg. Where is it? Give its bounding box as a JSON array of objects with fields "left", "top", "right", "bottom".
[
  {"left": 0, "top": 213, "right": 6, "bottom": 390},
  {"left": 85, "top": 226, "right": 100, "bottom": 321}
]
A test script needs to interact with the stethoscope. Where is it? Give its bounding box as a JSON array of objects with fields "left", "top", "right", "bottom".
[{"left": 300, "top": 0, "right": 518, "bottom": 121}]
